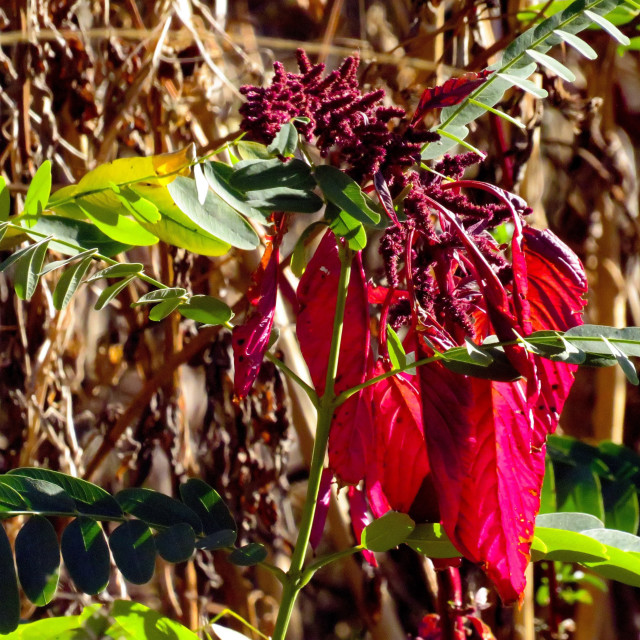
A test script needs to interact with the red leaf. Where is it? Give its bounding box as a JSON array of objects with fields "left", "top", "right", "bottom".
[
  {"left": 296, "top": 230, "right": 370, "bottom": 396},
  {"left": 297, "top": 230, "right": 371, "bottom": 484},
  {"left": 374, "top": 171, "right": 400, "bottom": 227},
  {"left": 366, "top": 362, "right": 428, "bottom": 516},
  {"left": 522, "top": 226, "right": 587, "bottom": 332},
  {"left": 418, "top": 614, "right": 443, "bottom": 640},
  {"left": 310, "top": 469, "right": 333, "bottom": 550},
  {"left": 419, "top": 360, "right": 545, "bottom": 603},
  {"left": 348, "top": 487, "right": 377, "bottom": 567},
  {"left": 368, "top": 285, "right": 409, "bottom": 305},
  {"left": 410, "top": 70, "right": 493, "bottom": 127},
  {"left": 232, "top": 244, "right": 279, "bottom": 398}
]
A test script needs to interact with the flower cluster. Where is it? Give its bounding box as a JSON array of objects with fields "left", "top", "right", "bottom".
[{"left": 240, "top": 49, "right": 436, "bottom": 186}]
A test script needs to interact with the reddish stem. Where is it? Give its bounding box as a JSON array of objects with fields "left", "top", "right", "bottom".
[{"left": 436, "top": 566, "right": 466, "bottom": 640}]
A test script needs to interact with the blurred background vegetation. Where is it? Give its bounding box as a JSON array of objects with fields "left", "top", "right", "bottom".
[{"left": 0, "top": 0, "right": 639, "bottom": 638}]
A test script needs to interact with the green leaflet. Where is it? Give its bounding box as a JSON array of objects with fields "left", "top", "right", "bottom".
[
  {"left": 61, "top": 518, "right": 111, "bottom": 595},
  {"left": 0, "top": 524, "right": 20, "bottom": 634},
  {"left": 15, "top": 516, "right": 60, "bottom": 605},
  {"left": 8, "top": 468, "right": 122, "bottom": 518},
  {"left": 267, "top": 121, "right": 299, "bottom": 157},
  {"left": 13, "top": 238, "right": 50, "bottom": 300},
  {"left": 87, "top": 262, "right": 144, "bottom": 282},
  {"left": 228, "top": 543, "right": 268, "bottom": 566},
  {"left": 53, "top": 254, "right": 95, "bottom": 310},
  {"left": 387, "top": 326, "right": 407, "bottom": 370},
  {"left": 167, "top": 176, "right": 259, "bottom": 250},
  {"left": 115, "top": 487, "right": 203, "bottom": 533},
  {"left": 94, "top": 276, "right": 135, "bottom": 311},
  {"left": 361, "top": 511, "right": 415, "bottom": 552},
  {"left": 0, "top": 176, "right": 10, "bottom": 221},
  {"left": 179, "top": 478, "right": 237, "bottom": 536},
  {"left": 178, "top": 295, "right": 233, "bottom": 326},
  {"left": 156, "top": 523, "right": 196, "bottom": 563},
  {"left": 109, "top": 520, "right": 156, "bottom": 585},
  {"left": 315, "top": 165, "right": 380, "bottom": 225},
  {"left": 23, "top": 161, "right": 52, "bottom": 219}
]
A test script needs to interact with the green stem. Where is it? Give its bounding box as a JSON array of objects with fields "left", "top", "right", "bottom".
[
  {"left": 265, "top": 351, "right": 319, "bottom": 407},
  {"left": 271, "top": 246, "right": 352, "bottom": 640},
  {"left": 299, "top": 546, "right": 362, "bottom": 588}
]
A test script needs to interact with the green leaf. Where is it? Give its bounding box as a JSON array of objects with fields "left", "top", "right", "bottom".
[
  {"left": 497, "top": 73, "right": 549, "bottom": 98},
  {"left": 14, "top": 238, "right": 50, "bottom": 300},
  {"left": 28, "top": 215, "right": 132, "bottom": 257},
  {"left": 133, "top": 287, "right": 187, "bottom": 305},
  {"left": 245, "top": 187, "right": 324, "bottom": 214},
  {"left": 0, "top": 474, "right": 76, "bottom": 514},
  {"left": 156, "top": 523, "right": 196, "bottom": 563},
  {"left": 584, "top": 9, "right": 631, "bottom": 44},
  {"left": 87, "top": 263, "right": 143, "bottom": 282},
  {"left": 585, "top": 544, "right": 640, "bottom": 587},
  {"left": 439, "top": 342, "right": 521, "bottom": 381},
  {"left": 326, "top": 205, "right": 367, "bottom": 250},
  {"left": 130, "top": 183, "right": 232, "bottom": 257},
  {"left": 228, "top": 543, "right": 268, "bottom": 566},
  {"left": 0, "top": 604, "right": 105, "bottom": 640},
  {"left": 267, "top": 121, "right": 299, "bottom": 157},
  {"left": 565, "top": 324, "right": 640, "bottom": 358},
  {"left": 290, "top": 221, "right": 326, "bottom": 277},
  {"left": 53, "top": 254, "right": 95, "bottom": 310},
  {"left": 167, "top": 176, "right": 259, "bottom": 250},
  {"left": 194, "top": 529, "right": 237, "bottom": 550},
  {"left": 229, "top": 158, "right": 315, "bottom": 192},
  {"left": 203, "top": 162, "right": 268, "bottom": 223},
  {"left": 361, "top": 511, "right": 415, "bottom": 552},
  {"left": 179, "top": 295, "right": 233, "bottom": 326},
  {"left": 535, "top": 511, "right": 605, "bottom": 531},
  {"left": 115, "top": 487, "right": 203, "bottom": 533},
  {"left": 0, "top": 222, "right": 8, "bottom": 244},
  {"left": 23, "top": 161, "right": 52, "bottom": 218},
  {"left": 149, "top": 297, "right": 183, "bottom": 321},
  {"left": 108, "top": 601, "right": 200, "bottom": 640},
  {"left": 15, "top": 515, "right": 60, "bottom": 605},
  {"left": 467, "top": 99, "right": 526, "bottom": 128},
  {"left": 109, "top": 520, "right": 156, "bottom": 585},
  {"left": 387, "top": 326, "right": 407, "bottom": 370},
  {"left": 77, "top": 201, "right": 159, "bottom": 246},
  {"left": 526, "top": 48, "right": 576, "bottom": 81},
  {"left": 193, "top": 163, "right": 209, "bottom": 205},
  {"left": 554, "top": 461, "right": 605, "bottom": 520},
  {"left": 179, "top": 478, "right": 236, "bottom": 536},
  {"left": 540, "top": 456, "right": 557, "bottom": 514},
  {"left": 0, "top": 482, "right": 29, "bottom": 516},
  {"left": 40, "top": 247, "right": 97, "bottom": 276},
  {"left": 8, "top": 468, "right": 122, "bottom": 518},
  {"left": 602, "top": 336, "right": 639, "bottom": 384},
  {"left": 235, "top": 141, "right": 274, "bottom": 161},
  {"left": 0, "top": 176, "right": 10, "bottom": 221},
  {"left": 532, "top": 526, "right": 609, "bottom": 562},
  {"left": 61, "top": 517, "right": 110, "bottom": 595},
  {"left": 602, "top": 479, "right": 640, "bottom": 533},
  {"left": 94, "top": 276, "right": 135, "bottom": 311},
  {"left": 0, "top": 524, "right": 20, "bottom": 634},
  {"left": 0, "top": 238, "right": 47, "bottom": 274},
  {"left": 115, "top": 187, "right": 161, "bottom": 224},
  {"left": 404, "top": 523, "right": 462, "bottom": 558},
  {"left": 315, "top": 165, "right": 380, "bottom": 225},
  {"left": 465, "top": 337, "right": 494, "bottom": 364},
  {"left": 554, "top": 29, "right": 598, "bottom": 58},
  {"left": 582, "top": 527, "right": 640, "bottom": 552}
]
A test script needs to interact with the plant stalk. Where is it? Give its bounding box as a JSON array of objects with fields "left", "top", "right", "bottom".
[{"left": 271, "top": 245, "right": 352, "bottom": 640}]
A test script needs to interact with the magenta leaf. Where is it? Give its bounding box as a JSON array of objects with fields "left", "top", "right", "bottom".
[
  {"left": 410, "top": 71, "right": 493, "bottom": 127},
  {"left": 419, "top": 360, "right": 546, "bottom": 603},
  {"left": 232, "top": 244, "right": 279, "bottom": 398},
  {"left": 310, "top": 469, "right": 333, "bottom": 550},
  {"left": 348, "top": 487, "right": 377, "bottom": 567},
  {"left": 366, "top": 362, "right": 428, "bottom": 516}
]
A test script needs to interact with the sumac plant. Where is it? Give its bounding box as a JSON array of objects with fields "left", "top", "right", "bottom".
[{"left": 1, "top": 1, "right": 640, "bottom": 638}]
